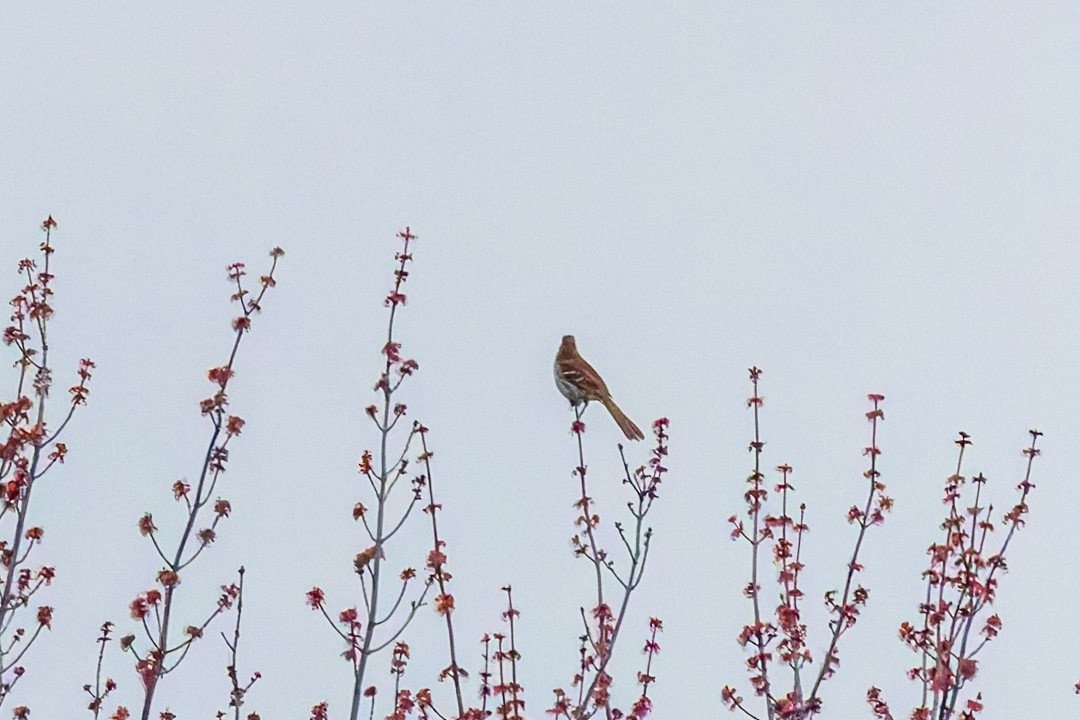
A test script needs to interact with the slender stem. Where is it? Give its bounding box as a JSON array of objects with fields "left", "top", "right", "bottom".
[
  {"left": 503, "top": 587, "right": 522, "bottom": 719},
  {"left": 746, "top": 371, "right": 775, "bottom": 719},
  {"left": 920, "top": 441, "right": 966, "bottom": 710},
  {"left": 226, "top": 567, "right": 247, "bottom": 720},
  {"left": 89, "top": 622, "right": 113, "bottom": 720},
  {"left": 369, "top": 585, "right": 432, "bottom": 654},
  {"left": 419, "top": 429, "right": 465, "bottom": 717},
  {"left": 574, "top": 404, "right": 605, "bottom": 608},
  {"left": 807, "top": 396, "right": 883, "bottom": 703}
]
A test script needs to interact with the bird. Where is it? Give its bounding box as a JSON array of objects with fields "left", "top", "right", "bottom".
[{"left": 554, "top": 335, "right": 644, "bottom": 441}]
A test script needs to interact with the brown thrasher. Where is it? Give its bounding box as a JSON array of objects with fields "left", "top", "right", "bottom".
[{"left": 554, "top": 335, "right": 645, "bottom": 441}]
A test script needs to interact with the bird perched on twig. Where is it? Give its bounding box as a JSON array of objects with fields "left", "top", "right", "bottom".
[{"left": 554, "top": 335, "right": 644, "bottom": 441}]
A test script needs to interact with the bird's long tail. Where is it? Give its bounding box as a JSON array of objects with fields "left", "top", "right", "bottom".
[{"left": 601, "top": 396, "right": 645, "bottom": 441}]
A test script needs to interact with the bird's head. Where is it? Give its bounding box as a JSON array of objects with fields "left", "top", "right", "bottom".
[{"left": 561, "top": 335, "right": 577, "bottom": 348}]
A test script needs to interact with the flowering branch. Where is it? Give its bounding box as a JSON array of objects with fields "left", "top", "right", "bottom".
[
  {"left": 492, "top": 586, "right": 524, "bottom": 720},
  {"left": 83, "top": 621, "right": 117, "bottom": 718},
  {"left": 555, "top": 410, "right": 669, "bottom": 720},
  {"left": 886, "top": 430, "right": 1041, "bottom": 720},
  {"left": 418, "top": 424, "right": 467, "bottom": 715},
  {"left": 806, "top": 393, "right": 889, "bottom": 702},
  {"left": 126, "top": 247, "right": 283, "bottom": 720},
  {"left": 308, "top": 228, "right": 448, "bottom": 720},
  {"left": 0, "top": 217, "right": 93, "bottom": 710},
  {"left": 724, "top": 367, "right": 774, "bottom": 720},
  {"left": 218, "top": 567, "right": 260, "bottom": 719},
  {"left": 725, "top": 369, "right": 890, "bottom": 719},
  {"left": 630, "top": 617, "right": 663, "bottom": 719}
]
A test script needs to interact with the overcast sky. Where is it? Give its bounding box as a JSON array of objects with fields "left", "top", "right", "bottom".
[{"left": 2, "top": 3, "right": 1079, "bottom": 718}]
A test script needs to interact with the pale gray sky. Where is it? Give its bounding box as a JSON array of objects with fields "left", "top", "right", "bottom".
[{"left": 2, "top": 3, "right": 1078, "bottom": 718}]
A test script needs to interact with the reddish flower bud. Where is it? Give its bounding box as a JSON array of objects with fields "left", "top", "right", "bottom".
[
  {"left": 306, "top": 587, "right": 325, "bottom": 609},
  {"left": 156, "top": 570, "right": 180, "bottom": 588},
  {"left": 138, "top": 514, "right": 157, "bottom": 537}
]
